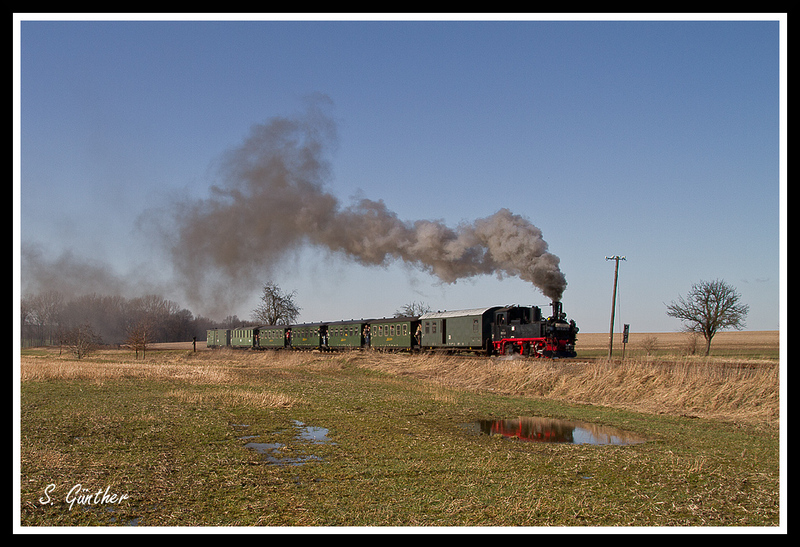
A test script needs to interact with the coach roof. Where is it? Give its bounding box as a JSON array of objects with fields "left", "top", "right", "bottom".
[{"left": 418, "top": 307, "right": 500, "bottom": 320}]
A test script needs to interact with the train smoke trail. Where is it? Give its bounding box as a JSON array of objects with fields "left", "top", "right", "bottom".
[{"left": 167, "top": 98, "right": 567, "bottom": 313}]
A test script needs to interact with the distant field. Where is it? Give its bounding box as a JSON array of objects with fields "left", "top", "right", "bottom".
[
  {"left": 577, "top": 330, "right": 779, "bottom": 350},
  {"left": 153, "top": 330, "right": 781, "bottom": 359},
  {"left": 575, "top": 330, "right": 779, "bottom": 359}
]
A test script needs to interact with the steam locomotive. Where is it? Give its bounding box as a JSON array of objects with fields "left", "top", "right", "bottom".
[{"left": 208, "top": 301, "right": 578, "bottom": 358}]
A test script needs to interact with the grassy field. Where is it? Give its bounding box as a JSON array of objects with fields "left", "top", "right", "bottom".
[{"left": 17, "top": 332, "right": 782, "bottom": 529}]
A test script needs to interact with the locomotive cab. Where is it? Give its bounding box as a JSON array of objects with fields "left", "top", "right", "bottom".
[{"left": 493, "top": 306, "right": 543, "bottom": 342}]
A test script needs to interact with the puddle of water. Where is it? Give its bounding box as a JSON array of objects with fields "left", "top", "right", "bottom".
[
  {"left": 244, "top": 442, "right": 285, "bottom": 454},
  {"left": 292, "top": 420, "right": 335, "bottom": 444},
  {"left": 242, "top": 420, "right": 334, "bottom": 466},
  {"left": 466, "top": 416, "right": 648, "bottom": 446},
  {"left": 243, "top": 442, "right": 322, "bottom": 466}
]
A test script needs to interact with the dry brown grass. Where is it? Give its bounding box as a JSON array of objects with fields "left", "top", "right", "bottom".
[
  {"left": 355, "top": 350, "right": 779, "bottom": 428},
  {"left": 18, "top": 346, "right": 322, "bottom": 409},
  {"left": 20, "top": 355, "right": 232, "bottom": 385},
  {"left": 165, "top": 387, "right": 298, "bottom": 409}
]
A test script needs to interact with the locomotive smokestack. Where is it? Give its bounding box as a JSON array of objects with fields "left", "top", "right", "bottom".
[{"left": 551, "top": 301, "right": 563, "bottom": 319}]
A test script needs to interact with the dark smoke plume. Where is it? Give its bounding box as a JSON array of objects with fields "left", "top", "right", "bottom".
[
  {"left": 22, "top": 244, "right": 136, "bottom": 299},
  {"left": 167, "top": 99, "right": 566, "bottom": 313}
]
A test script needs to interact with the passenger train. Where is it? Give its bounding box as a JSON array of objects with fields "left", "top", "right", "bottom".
[{"left": 208, "top": 301, "right": 578, "bottom": 358}]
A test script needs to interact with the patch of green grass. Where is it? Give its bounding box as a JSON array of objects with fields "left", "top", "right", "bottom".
[{"left": 19, "top": 353, "right": 780, "bottom": 527}]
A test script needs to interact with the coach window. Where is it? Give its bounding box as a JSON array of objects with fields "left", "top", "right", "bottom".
[{"left": 473, "top": 319, "right": 479, "bottom": 333}]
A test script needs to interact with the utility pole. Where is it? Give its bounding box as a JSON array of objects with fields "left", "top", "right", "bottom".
[{"left": 605, "top": 255, "right": 625, "bottom": 360}]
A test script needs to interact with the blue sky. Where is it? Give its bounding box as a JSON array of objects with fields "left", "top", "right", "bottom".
[{"left": 15, "top": 14, "right": 785, "bottom": 334}]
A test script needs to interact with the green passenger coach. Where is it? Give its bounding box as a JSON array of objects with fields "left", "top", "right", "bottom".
[
  {"left": 326, "top": 320, "right": 368, "bottom": 350},
  {"left": 230, "top": 327, "right": 258, "bottom": 349},
  {"left": 207, "top": 328, "right": 230, "bottom": 349},
  {"left": 258, "top": 326, "right": 288, "bottom": 349},
  {"left": 290, "top": 323, "right": 325, "bottom": 350},
  {"left": 369, "top": 317, "right": 419, "bottom": 351},
  {"left": 419, "top": 307, "right": 500, "bottom": 354}
]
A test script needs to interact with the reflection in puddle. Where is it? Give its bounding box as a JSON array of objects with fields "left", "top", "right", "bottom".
[
  {"left": 292, "top": 420, "right": 334, "bottom": 444},
  {"left": 468, "top": 416, "right": 648, "bottom": 445},
  {"left": 243, "top": 420, "right": 334, "bottom": 465}
]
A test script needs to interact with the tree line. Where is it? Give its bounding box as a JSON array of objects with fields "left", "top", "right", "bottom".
[
  {"left": 20, "top": 291, "right": 217, "bottom": 348},
  {"left": 22, "top": 279, "right": 747, "bottom": 358},
  {"left": 20, "top": 282, "right": 428, "bottom": 352}
]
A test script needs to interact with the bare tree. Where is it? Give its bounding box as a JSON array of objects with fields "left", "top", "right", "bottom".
[
  {"left": 638, "top": 335, "right": 659, "bottom": 357},
  {"left": 666, "top": 279, "right": 749, "bottom": 356},
  {"left": 251, "top": 282, "right": 301, "bottom": 325},
  {"left": 60, "top": 323, "right": 102, "bottom": 359},
  {"left": 23, "top": 290, "right": 64, "bottom": 346},
  {"left": 394, "top": 301, "right": 432, "bottom": 318},
  {"left": 125, "top": 319, "right": 154, "bottom": 359},
  {"left": 683, "top": 333, "right": 701, "bottom": 356},
  {"left": 128, "top": 294, "right": 179, "bottom": 342}
]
